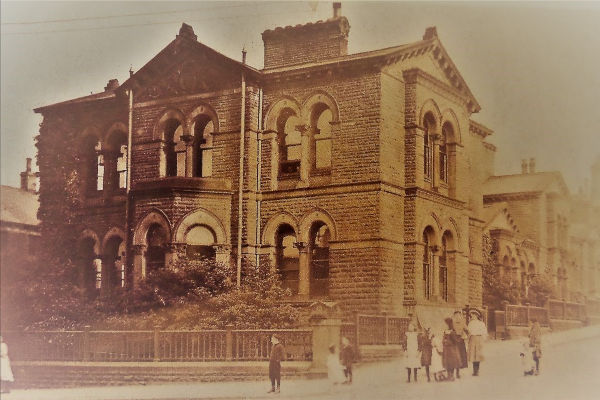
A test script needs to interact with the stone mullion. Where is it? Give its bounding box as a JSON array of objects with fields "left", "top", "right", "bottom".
[
  {"left": 132, "top": 244, "right": 147, "bottom": 289},
  {"left": 297, "top": 124, "right": 310, "bottom": 185},
  {"left": 295, "top": 241, "right": 310, "bottom": 298}
]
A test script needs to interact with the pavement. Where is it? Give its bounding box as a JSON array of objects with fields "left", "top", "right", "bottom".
[{"left": 3, "top": 325, "right": 600, "bottom": 400}]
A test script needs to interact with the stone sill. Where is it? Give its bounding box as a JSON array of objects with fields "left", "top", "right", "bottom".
[{"left": 132, "top": 176, "right": 232, "bottom": 193}]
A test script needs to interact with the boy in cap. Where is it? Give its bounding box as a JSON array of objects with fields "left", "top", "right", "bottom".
[{"left": 268, "top": 335, "right": 284, "bottom": 393}]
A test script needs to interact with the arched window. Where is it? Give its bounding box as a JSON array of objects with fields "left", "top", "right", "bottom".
[
  {"left": 423, "top": 113, "right": 436, "bottom": 180},
  {"left": 163, "top": 119, "right": 184, "bottom": 177},
  {"left": 440, "top": 122, "right": 453, "bottom": 183},
  {"left": 81, "top": 135, "right": 103, "bottom": 194},
  {"left": 312, "top": 105, "right": 332, "bottom": 170},
  {"left": 277, "top": 109, "right": 301, "bottom": 176},
  {"left": 185, "top": 225, "right": 216, "bottom": 260},
  {"left": 423, "top": 226, "right": 435, "bottom": 300},
  {"left": 104, "top": 236, "right": 126, "bottom": 289},
  {"left": 146, "top": 224, "right": 167, "bottom": 273},
  {"left": 192, "top": 116, "right": 214, "bottom": 177},
  {"left": 310, "top": 222, "right": 330, "bottom": 296},
  {"left": 78, "top": 237, "right": 97, "bottom": 295},
  {"left": 105, "top": 131, "right": 128, "bottom": 191},
  {"left": 275, "top": 224, "right": 299, "bottom": 294}
]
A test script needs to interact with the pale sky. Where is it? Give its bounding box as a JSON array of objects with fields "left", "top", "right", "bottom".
[{"left": 2, "top": 1, "right": 600, "bottom": 194}]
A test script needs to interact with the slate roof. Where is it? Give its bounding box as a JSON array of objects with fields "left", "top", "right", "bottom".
[
  {"left": 482, "top": 172, "right": 569, "bottom": 197},
  {"left": 0, "top": 185, "right": 39, "bottom": 227}
]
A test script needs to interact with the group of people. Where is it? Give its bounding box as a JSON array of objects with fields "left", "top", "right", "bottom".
[{"left": 404, "top": 309, "right": 487, "bottom": 382}]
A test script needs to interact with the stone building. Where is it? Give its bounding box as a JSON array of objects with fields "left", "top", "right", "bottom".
[
  {"left": 34, "top": 4, "right": 496, "bottom": 321},
  {"left": 481, "top": 155, "right": 600, "bottom": 303},
  {"left": 0, "top": 158, "right": 40, "bottom": 271}
]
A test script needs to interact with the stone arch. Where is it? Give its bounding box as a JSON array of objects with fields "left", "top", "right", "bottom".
[
  {"left": 418, "top": 99, "right": 442, "bottom": 131},
  {"left": 80, "top": 228, "right": 101, "bottom": 255},
  {"left": 104, "top": 121, "right": 128, "bottom": 143},
  {"left": 440, "top": 109, "right": 462, "bottom": 144},
  {"left": 299, "top": 208, "right": 338, "bottom": 244},
  {"left": 418, "top": 213, "right": 441, "bottom": 247},
  {"left": 133, "top": 209, "right": 172, "bottom": 246},
  {"left": 152, "top": 108, "right": 187, "bottom": 141},
  {"left": 79, "top": 125, "right": 102, "bottom": 145},
  {"left": 447, "top": 217, "right": 461, "bottom": 247},
  {"left": 263, "top": 96, "right": 302, "bottom": 131},
  {"left": 101, "top": 226, "right": 126, "bottom": 253},
  {"left": 302, "top": 90, "right": 340, "bottom": 124},
  {"left": 186, "top": 102, "right": 220, "bottom": 134},
  {"left": 173, "top": 208, "right": 227, "bottom": 244},
  {"left": 262, "top": 212, "right": 300, "bottom": 246}
]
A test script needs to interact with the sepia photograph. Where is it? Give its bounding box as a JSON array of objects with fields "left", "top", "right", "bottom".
[{"left": 1, "top": 1, "right": 599, "bottom": 399}]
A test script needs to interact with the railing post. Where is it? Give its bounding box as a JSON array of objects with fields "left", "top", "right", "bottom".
[
  {"left": 354, "top": 311, "right": 360, "bottom": 360},
  {"left": 225, "top": 324, "right": 233, "bottom": 361},
  {"left": 82, "top": 325, "right": 91, "bottom": 361},
  {"left": 153, "top": 326, "right": 161, "bottom": 362},
  {"left": 525, "top": 303, "right": 530, "bottom": 325},
  {"left": 562, "top": 300, "right": 567, "bottom": 320}
]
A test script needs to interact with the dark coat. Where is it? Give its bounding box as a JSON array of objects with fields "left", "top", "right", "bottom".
[
  {"left": 456, "top": 335, "right": 468, "bottom": 368},
  {"left": 442, "top": 330, "right": 461, "bottom": 370},
  {"left": 418, "top": 333, "right": 433, "bottom": 366},
  {"left": 269, "top": 343, "right": 285, "bottom": 380},
  {"left": 340, "top": 344, "right": 354, "bottom": 368}
]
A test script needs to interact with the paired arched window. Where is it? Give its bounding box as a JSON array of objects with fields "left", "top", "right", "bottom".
[
  {"left": 423, "top": 113, "right": 436, "bottom": 180},
  {"left": 309, "top": 222, "right": 331, "bottom": 296},
  {"left": 277, "top": 109, "right": 301, "bottom": 175},
  {"left": 163, "top": 119, "right": 184, "bottom": 177},
  {"left": 311, "top": 105, "right": 332, "bottom": 170},
  {"left": 146, "top": 223, "right": 168, "bottom": 273},
  {"left": 185, "top": 224, "right": 216, "bottom": 260},
  {"left": 275, "top": 224, "right": 299, "bottom": 294},
  {"left": 192, "top": 116, "right": 214, "bottom": 177}
]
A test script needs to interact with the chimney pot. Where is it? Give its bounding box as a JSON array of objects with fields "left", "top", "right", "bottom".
[
  {"left": 529, "top": 158, "right": 536, "bottom": 174},
  {"left": 333, "top": 2, "right": 341, "bottom": 18},
  {"left": 26, "top": 157, "right": 32, "bottom": 172},
  {"left": 521, "top": 159, "right": 528, "bottom": 174},
  {"left": 242, "top": 48, "right": 247, "bottom": 64}
]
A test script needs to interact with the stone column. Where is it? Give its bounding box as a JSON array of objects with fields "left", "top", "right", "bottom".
[
  {"left": 297, "top": 124, "right": 310, "bottom": 184},
  {"left": 295, "top": 241, "right": 309, "bottom": 299},
  {"left": 168, "top": 242, "right": 187, "bottom": 265},
  {"left": 181, "top": 134, "right": 194, "bottom": 177},
  {"left": 309, "top": 302, "right": 342, "bottom": 373},
  {"left": 431, "top": 134, "right": 441, "bottom": 190},
  {"left": 132, "top": 244, "right": 147, "bottom": 288}
]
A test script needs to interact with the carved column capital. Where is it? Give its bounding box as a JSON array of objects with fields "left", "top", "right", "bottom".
[{"left": 132, "top": 244, "right": 147, "bottom": 255}]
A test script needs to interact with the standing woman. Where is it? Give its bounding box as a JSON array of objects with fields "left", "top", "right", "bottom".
[
  {"left": 0, "top": 336, "right": 14, "bottom": 394},
  {"left": 442, "top": 317, "right": 461, "bottom": 381},
  {"left": 467, "top": 310, "right": 487, "bottom": 376},
  {"left": 452, "top": 311, "right": 468, "bottom": 378},
  {"left": 268, "top": 335, "right": 284, "bottom": 393},
  {"left": 529, "top": 319, "right": 542, "bottom": 375}
]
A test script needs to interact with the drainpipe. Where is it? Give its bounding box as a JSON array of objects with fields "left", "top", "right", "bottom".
[
  {"left": 126, "top": 88, "right": 134, "bottom": 287},
  {"left": 255, "top": 88, "right": 263, "bottom": 269},
  {"left": 237, "top": 72, "right": 247, "bottom": 288}
]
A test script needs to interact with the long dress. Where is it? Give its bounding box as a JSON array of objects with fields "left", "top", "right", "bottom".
[
  {"left": 1, "top": 342, "right": 14, "bottom": 383},
  {"left": 430, "top": 336, "right": 444, "bottom": 374},
  {"left": 418, "top": 332, "right": 432, "bottom": 367},
  {"left": 327, "top": 352, "right": 346, "bottom": 384},
  {"left": 404, "top": 331, "right": 421, "bottom": 369},
  {"left": 442, "top": 330, "right": 461, "bottom": 371},
  {"left": 467, "top": 319, "right": 487, "bottom": 362}
]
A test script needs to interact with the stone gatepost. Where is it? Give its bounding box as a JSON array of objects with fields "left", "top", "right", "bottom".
[{"left": 309, "top": 301, "right": 342, "bottom": 372}]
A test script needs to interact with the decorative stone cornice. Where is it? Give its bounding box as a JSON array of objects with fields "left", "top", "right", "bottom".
[
  {"left": 404, "top": 186, "right": 465, "bottom": 210},
  {"left": 483, "top": 192, "right": 542, "bottom": 202},
  {"left": 469, "top": 120, "right": 494, "bottom": 138}
]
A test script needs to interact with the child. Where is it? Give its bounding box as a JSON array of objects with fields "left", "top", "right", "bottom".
[
  {"left": 430, "top": 333, "right": 446, "bottom": 382},
  {"left": 405, "top": 323, "right": 421, "bottom": 382},
  {"left": 340, "top": 337, "right": 354, "bottom": 384},
  {"left": 418, "top": 327, "right": 433, "bottom": 382},
  {"left": 327, "top": 344, "right": 346, "bottom": 385},
  {"left": 520, "top": 341, "right": 535, "bottom": 376}
]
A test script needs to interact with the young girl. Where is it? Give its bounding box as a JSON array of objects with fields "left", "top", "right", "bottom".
[
  {"left": 418, "top": 327, "right": 433, "bottom": 382},
  {"left": 430, "top": 333, "right": 446, "bottom": 381},
  {"left": 327, "top": 344, "right": 346, "bottom": 385},
  {"left": 405, "top": 324, "right": 421, "bottom": 382},
  {"left": 520, "top": 340, "right": 536, "bottom": 376}
]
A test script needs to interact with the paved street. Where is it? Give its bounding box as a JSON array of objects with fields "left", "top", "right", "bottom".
[{"left": 3, "top": 327, "right": 600, "bottom": 400}]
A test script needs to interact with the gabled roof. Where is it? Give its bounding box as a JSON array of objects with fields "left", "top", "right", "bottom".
[
  {"left": 483, "top": 202, "right": 519, "bottom": 233},
  {"left": 34, "top": 89, "right": 118, "bottom": 113},
  {"left": 0, "top": 185, "right": 39, "bottom": 227},
  {"left": 483, "top": 172, "right": 570, "bottom": 197},
  {"left": 262, "top": 26, "right": 481, "bottom": 113}
]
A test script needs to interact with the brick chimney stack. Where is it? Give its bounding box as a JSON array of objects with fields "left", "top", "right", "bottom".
[
  {"left": 521, "top": 159, "right": 528, "bottom": 174},
  {"left": 20, "top": 157, "right": 38, "bottom": 192},
  {"left": 529, "top": 158, "right": 536, "bottom": 174},
  {"left": 333, "top": 2, "right": 342, "bottom": 18}
]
